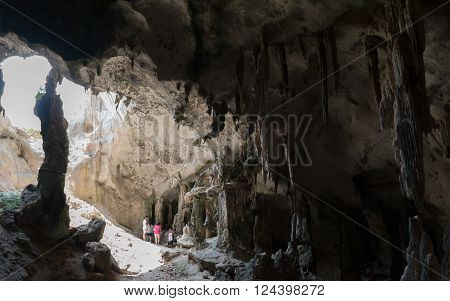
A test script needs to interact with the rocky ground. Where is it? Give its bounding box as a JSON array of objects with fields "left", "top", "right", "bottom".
[
  {"left": 69, "top": 193, "right": 248, "bottom": 281},
  {"left": 126, "top": 237, "right": 245, "bottom": 281},
  {"left": 68, "top": 193, "right": 163, "bottom": 274},
  {"left": 1, "top": 185, "right": 244, "bottom": 280}
]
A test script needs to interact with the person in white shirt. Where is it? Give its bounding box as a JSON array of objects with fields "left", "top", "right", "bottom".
[
  {"left": 168, "top": 229, "right": 174, "bottom": 246},
  {"left": 142, "top": 217, "right": 150, "bottom": 240}
]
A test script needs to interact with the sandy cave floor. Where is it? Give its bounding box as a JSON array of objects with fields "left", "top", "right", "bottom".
[
  {"left": 68, "top": 194, "right": 163, "bottom": 275},
  {"left": 67, "top": 193, "right": 218, "bottom": 280}
]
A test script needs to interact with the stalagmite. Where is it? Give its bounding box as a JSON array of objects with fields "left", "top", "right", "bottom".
[
  {"left": 253, "top": 200, "right": 272, "bottom": 255},
  {"left": 401, "top": 216, "right": 442, "bottom": 280},
  {"left": 190, "top": 196, "right": 206, "bottom": 243},
  {"left": 285, "top": 128, "right": 315, "bottom": 277},
  {"left": 173, "top": 176, "right": 188, "bottom": 233},
  {"left": 289, "top": 193, "right": 315, "bottom": 278}
]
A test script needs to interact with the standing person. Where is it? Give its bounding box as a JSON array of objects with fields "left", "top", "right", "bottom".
[
  {"left": 168, "top": 229, "right": 174, "bottom": 246},
  {"left": 148, "top": 223, "right": 154, "bottom": 243},
  {"left": 142, "top": 217, "right": 150, "bottom": 241},
  {"left": 154, "top": 222, "right": 161, "bottom": 245}
]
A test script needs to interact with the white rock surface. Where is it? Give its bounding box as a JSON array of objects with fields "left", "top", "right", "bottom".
[{"left": 0, "top": 117, "right": 41, "bottom": 190}]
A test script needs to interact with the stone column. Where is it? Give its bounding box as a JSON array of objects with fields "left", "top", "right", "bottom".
[
  {"left": 190, "top": 196, "right": 205, "bottom": 243},
  {"left": 16, "top": 69, "right": 70, "bottom": 240},
  {"left": 173, "top": 183, "right": 187, "bottom": 233},
  {"left": 154, "top": 198, "right": 164, "bottom": 225}
]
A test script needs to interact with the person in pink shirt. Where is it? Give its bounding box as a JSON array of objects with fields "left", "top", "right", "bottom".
[{"left": 153, "top": 222, "right": 161, "bottom": 244}]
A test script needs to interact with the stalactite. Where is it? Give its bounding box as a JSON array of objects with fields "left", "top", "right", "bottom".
[
  {"left": 251, "top": 30, "right": 271, "bottom": 179},
  {"left": 392, "top": 34, "right": 426, "bottom": 211},
  {"left": 234, "top": 48, "right": 245, "bottom": 115},
  {"left": 365, "top": 35, "right": 383, "bottom": 105},
  {"left": 317, "top": 31, "right": 328, "bottom": 124},
  {"left": 277, "top": 43, "right": 289, "bottom": 87},
  {"left": 255, "top": 116, "right": 270, "bottom": 182},
  {"left": 439, "top": 116, "right": 450, "bottom": 157},
  {"left": 254, "top": 31, "right": 270, "bottom": 115},
  {"left": 386, "top": 0, "right": 431, "bottom": 133},
  {"left": 297, "top": 34, "right": 307, "bottom": 59},
  {"left": 379, "top": 77, "right": 395, "bottom": 130},
  {"left": 283, "top": 137, "right": 294, "bottom": 190},
  {"left": 384, "top": 0, "right": 431, "bottom": 212},
  {"left": 327, "top": 26, "right": 340, "bottom": 94}
]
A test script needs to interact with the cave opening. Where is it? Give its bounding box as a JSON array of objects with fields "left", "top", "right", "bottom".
[
  {"left": 1, "top": 55, "right": 88, "bottom": 130},
  {"left": 0, "top": 54, "right": 162, "bottom": 275}
]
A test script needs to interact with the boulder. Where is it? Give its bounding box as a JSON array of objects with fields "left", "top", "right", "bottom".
[
  {"left": 15, "top": 189, "right": 70, "bottom": 241},
  {"left": 85, "top": 242, "right": 111, "bottom": 273},
  {"left": 214, "top": 270, "right": 232, "bottom": 281},
  {"left": 176, "top": 235, "right": 195, "bottom": 248},
  {"left": 188, "top": 253, "right": 216, "bottom": 273},
  {"left": 75, "top": 218, "right": 106, "bottom": 244},
  {"left": 82, "top": 252, "right": 95, "bottom": 272}
]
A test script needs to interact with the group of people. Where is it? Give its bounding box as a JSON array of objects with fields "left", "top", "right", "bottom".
[{"left": 142, "top": 217, "right": 176, "bottom": 246}]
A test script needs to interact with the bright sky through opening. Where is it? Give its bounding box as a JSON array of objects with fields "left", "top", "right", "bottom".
[{"left": 1, "top": 56, "right": 89, "bottom": 129}]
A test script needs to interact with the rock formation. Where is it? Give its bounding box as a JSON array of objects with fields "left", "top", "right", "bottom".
[
  {"left": 0, "top": 117, "right": 42, "bottom": 191},
  {"left": 15, "top": 70, "right": 70, "bottom": 241},
  {"left": 0, "top": 0, "right": 449, "bottom": 280}
]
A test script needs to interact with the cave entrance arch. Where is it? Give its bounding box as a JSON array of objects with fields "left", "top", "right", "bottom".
[{"left": 0, "top": 55, "right": 89, "bottom": 240}]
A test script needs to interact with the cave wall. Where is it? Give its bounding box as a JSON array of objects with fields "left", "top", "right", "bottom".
[
  {"left": 0, "top": 117, "right": 42, "bottom": 191},
  {"left": 0, "top": 0, "right": 449, "bottom": 279},
  {"left": 67, "top": 55, "right": 241, "bottom": 233}
]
